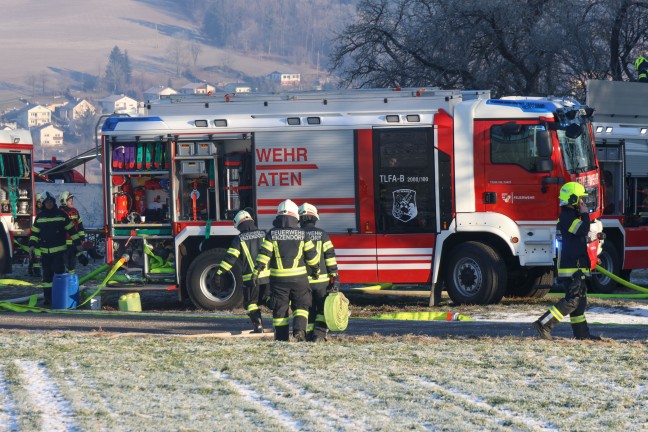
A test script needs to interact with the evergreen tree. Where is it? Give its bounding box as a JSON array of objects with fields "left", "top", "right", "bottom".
[{"left": 104, "top": 46, "right": 132, "bottom": 93}]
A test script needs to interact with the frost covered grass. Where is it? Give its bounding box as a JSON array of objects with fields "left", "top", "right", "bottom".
[{"left": 0, "top": 331, "right": 645, "bottom": 431}]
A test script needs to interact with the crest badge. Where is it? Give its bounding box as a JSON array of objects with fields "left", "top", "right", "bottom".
[{"left": 392, "top": 188, "right": 418, "bottom": 222}]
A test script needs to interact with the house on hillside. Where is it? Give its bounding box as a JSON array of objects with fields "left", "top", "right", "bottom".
[
  {"left": 18, "top": 105, "right": 52, "bottom": 128},
  {"left": 179, "top": 82, "right": 216, "bottom": 95},
  {"left": 144, "top": 86, "right": 178, "bottom": 101},
  {"left": 269, "top": 71, "right": 301, "bottom": 87},
  {"left": 56, "top": 99, "right": 96, "bottom": 121},
  {"left": 98, "top": 95, "right": 138, "bottom": 115},
  {"left": 223, "top": 83, "right": 252, "bottom": 93},
  {"left": 32, "top": 124, "right": 64, "bottom": 147}
]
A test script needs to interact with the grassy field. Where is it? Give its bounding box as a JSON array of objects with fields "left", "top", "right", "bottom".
[{"left": 0, "top": 331, "right": 646, "bottom": 431}]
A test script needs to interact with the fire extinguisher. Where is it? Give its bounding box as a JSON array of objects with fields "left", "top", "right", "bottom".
[
  {"left": 114, "top": 192, "right": 132, "bottom": 222},
  {"left": 133, "top": 187, "right": 147, "bottom": 215}
]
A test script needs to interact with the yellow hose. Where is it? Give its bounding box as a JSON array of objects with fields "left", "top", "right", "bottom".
[{"left": 595, "top": 265, "right": 648, "bottom": 294}]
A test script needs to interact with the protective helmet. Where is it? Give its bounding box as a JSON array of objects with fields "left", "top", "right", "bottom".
[
  {"left": 276, "top": 199, "right": 299, "bottom": 219},
  {"left": 42, "top": 191, "right": 56, "bottom": 205},
  {"left": 298, "top": 202, "right": 319, "bottom": 220},
  {"left": 233, "top": 210, "right": 253, "bottom": 228},
  {"left": 35, "top": 193, "right": 43, "bottom": 203},
  {"left": 559, "top": 182, "right": 588, "bottom": 206},
  {"left": 59, "top": 191, "right": 74, "bottom": 205}
]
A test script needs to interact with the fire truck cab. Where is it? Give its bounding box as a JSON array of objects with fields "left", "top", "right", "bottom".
[
  {"left": 587, "top": 79, "right": 648, "bottom": 292},
  {"left": 100, "top": 88, "right": 601, "bottom": 309}
]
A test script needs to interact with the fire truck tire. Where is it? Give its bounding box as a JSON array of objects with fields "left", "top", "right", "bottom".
[
  {"left": 505, "top": 268, "right": 552, "bottom": 299},
  {"left": 186, "top": 248, "right": 244, "bottom": 310},
  {"left": 445, "top": 242, "right": 506, "bottom": 305},
  {"left": 591, "top": 241, "right": 619, "bottom": 293}
]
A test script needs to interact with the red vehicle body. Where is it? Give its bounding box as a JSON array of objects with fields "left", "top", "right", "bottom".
[
  {"left": 100, "top": 89, "right": 603, "bottom": 310},
  {"left": 588, "top": 79, "right": 648, "bottom": 292}
]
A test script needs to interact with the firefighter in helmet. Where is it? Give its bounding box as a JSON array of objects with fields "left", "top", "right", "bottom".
[
  {"left": 532, "top": 182, "right": 601, "bottom": 340},
  {"left": 59, "top": 191, "right": 88, "bottom": 272},
  {"left": 28, "top": 191, "right": 81, "bottom": 306},
  {"left": 252, "top": 199, "right": 320, "bottom": 341},
  {"left": 27, "top": 193, "right": 45, "bottom": 277},
  {"left": 298, "top": 203, "right": 340, "bottom": 342},
  {"left": 215, "top": 209, "right": 270, "bottom": 333},
  {"left": 636, "top": 55, "right": 648, "bottom": 82}
]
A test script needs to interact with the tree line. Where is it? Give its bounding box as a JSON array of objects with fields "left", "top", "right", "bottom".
[{"left": 329, "top": 0, "right": 648, "bottom": 98}]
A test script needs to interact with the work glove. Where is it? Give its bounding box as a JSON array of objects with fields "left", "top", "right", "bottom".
[
  {"left": 310, "top": 266, "right": 320, "bottom": 281},
  {"left": 326, "top": 275, "right": 340, "bottom": 294}
]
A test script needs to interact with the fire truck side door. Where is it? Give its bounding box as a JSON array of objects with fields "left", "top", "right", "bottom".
[{"left": 373, "top": 127, "right": 437, "bottom": 283}]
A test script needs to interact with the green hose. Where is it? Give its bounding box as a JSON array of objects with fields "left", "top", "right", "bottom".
[{"left": 595, "top": 265, "right": 648, "bottom": 294}]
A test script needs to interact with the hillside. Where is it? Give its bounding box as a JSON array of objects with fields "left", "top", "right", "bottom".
[{"left": 0, "top": 0, "right": 330, "bottom": 105}]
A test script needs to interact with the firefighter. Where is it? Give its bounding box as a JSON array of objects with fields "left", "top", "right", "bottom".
[
  {"left": 28, "top": 191, "right": 81, "bottom": 306},
  {"left": 27, "top": 193, "right": 44, "bottom": 277},
  {"left": 215, "top": 209, "right": 270, "bottom": 333},
  {"left": 252, "top": 199, "right": 320, "bottom": 341},
  {"left": 532, "top": 182, "right": 601, "bottom": 340},
  {"left": 636, "top": 55, "right": 648, "bottom": 82},
  {"left": 59, "top": 191, "right": 88, "bottom": 272},
  {"left": 298, "top": 203, "right": 340, "bottom": 342}
]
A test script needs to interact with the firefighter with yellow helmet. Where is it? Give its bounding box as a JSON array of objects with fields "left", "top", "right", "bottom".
[
  {"left": 59, "top": 191, "right": 88, "bottom": 272},
  {"left": 215, "top": 208, "right": 270, "bottom": 333},
  {"left": 252, "top": 199, "right": 320, "bottom": 341},
  {"left": 298, "top": 202, "right": 340, "bottom": 342},
  {"left": 532, "top": 182, "right": 601, "bottom": 340}
]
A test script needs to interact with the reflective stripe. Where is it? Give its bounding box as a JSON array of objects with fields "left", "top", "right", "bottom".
[
  {"left": 38, "top": 217, "right": 66, "bottom": 223},
  {"left": 293, "top": 309, "right": 308, "bottom": 319},
  {"left": 31, "top": 226, "right": 41, "bottom": 233},
  {"left": 221, "top": 261, "right": 233, "bottom": 271},
  {"left": 294, "top": 240, "right": 304, "bottom": 268},
  {"left": 273, "top": 317, "right": 290, "bottom": 327},
  {"left": 247, "top": 304, "right": 259, "bottom": 313},
  {"left": 306, "top": 323, "right": 315, "bottom": 331},
  {"left": 64, "top": 222, "right": 75, "bottom": 231},
  {"left": 568, "top": 219, "right": 582, "bottom": 234},
  {"left": 39, "top": 245, "right": 67, "bottom": 254},
  {"left": 240, "top": 242, "right": 254, "bottom": 273},
  {"left": 325, "top": 257, "right": 338, "bottom": 267},
  {"left": 29, "top": 236, "right": 39, "bottom": 243},
  {"left": 309, "top": 274, "right": 329, "bottom": 284},
  {"left": 273, "top": 240, "right": 283, "bottom": 269},
  {"left": 549, "top": 306, "right": 564, "bottom": 321},
  {"left": 271, "top": 267, "right": 307, "bottom": 277},
  {"left": 66, "top": 240, "right": 73, "bottom": 245},
  {"left": 315, "top": 314, "right": 326, "bottom": 324},
  {"left": 570, "top": 314, "right": 586, "bottom": 324},
  {"left": 227, "top": 247, "right": 241, "bottom": 258},
  {"left": 557, "top": 268, "right": 591, "bottom": 277},
  {"left": 322, "top": 240, "right": 334, "bottom": 251}
]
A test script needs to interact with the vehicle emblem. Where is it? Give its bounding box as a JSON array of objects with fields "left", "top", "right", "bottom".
[{"left": 392, "top": 189, "right": 418, "bottom": 222}]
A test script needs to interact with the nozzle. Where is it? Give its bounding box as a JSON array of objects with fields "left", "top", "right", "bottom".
[{"left": 120, "top": 253, "right": 130, "bottom": 262}]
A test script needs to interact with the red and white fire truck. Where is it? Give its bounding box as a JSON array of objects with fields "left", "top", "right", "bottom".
[
  {"left": 99, "top": 88, "right": 602, "bottom": 309},
  {"left": 587, "top": 79, "right": 648, "bottom": 292},
  {"left": 0, "top": 129, "right": 36, "bottom": 274}
]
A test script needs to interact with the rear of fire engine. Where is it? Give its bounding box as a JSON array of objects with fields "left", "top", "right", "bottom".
[
  {"left": 100, "top": 89, "right": 602, "bottom": 309},
  {"left": 0, "top": 129, "right": 36, "bottom": 275},
  {"left": 587, "top": 79, "right": 648, "bottom": 292}
]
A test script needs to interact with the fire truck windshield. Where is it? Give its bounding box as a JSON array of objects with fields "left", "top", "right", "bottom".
[{"left": 557, "top": 120, "right": 596, "bottom": 174}]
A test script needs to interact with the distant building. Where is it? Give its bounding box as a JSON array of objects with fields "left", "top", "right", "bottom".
[
  {"left": 179, "top": 82, "right": 216, "bottom": 95},
  {"left": 18, "top": 105, "right": 52, "bottom": 128},
  {"left": 56, "top": 99, "right": 96, "bottom": 121},
  {"left": 269, "top": 71, "right": 301, "bottom": 87},
  {"left": 98, "top": 95, "right": 138, "bottom": 115},
  {"left": 224, "top": 83, "right": 252, "bottom": 93},
  {"left": 32, "top": 124, "right": 64, "bottom": 147},
  {"left": 144, "top": 86, "right": 178, "bottom": 101}
]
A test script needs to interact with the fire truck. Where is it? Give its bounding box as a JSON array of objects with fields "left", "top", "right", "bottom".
[
  {"left": 587, "top": 79, "right": 648, "bottom": 292},
  {"left": 99, "top": 88, "right": 602, "bottom": 309},
  {"left": 0, "top": 129, "right": 36, "bottom": 274}
]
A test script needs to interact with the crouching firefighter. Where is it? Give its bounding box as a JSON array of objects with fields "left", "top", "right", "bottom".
[
  {"left": 215, "top": 209, "right": 270, "bottom": 333},
  {"left": 252, "top": 199, "right": 320, "bottom": 341},
  {"left": 532, "top": 182, "right": 601, "bottom": 340},
  {"left": 298, "top": 203, "right": 340, "bottom": 342}
]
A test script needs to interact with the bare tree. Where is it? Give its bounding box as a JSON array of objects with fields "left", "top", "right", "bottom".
[{"left": 189, "top": 40, "right": 202, "bottom": 67}]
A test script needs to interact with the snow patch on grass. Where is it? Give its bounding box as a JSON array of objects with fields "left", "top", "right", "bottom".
[{"left": 0, "top": 367, "right": 19, "bottom": 432}]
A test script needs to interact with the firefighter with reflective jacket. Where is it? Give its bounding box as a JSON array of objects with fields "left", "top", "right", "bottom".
[
  {"left": 26, "top": 193, "right": 44, "bottom": 277},
  {"left": 636, "top": 55, "right": 648, "bottom": 82},
  {"left": 28, "top": 192, "right": 81, "bottom": 306},
  {"left": 298, "top": 203, "right": 340, "bottom": 342},
  {"left": 59, "top": 191, "right": 88, "bottom": 273},
  {"left": 252, "top": 199, "right": 320, "bottom": 341},
  {"left": 215, "top": 209, "right": 270, "bottom": 333},
  {"left": 532, "top": 182, "right": 601, "bottom": 340}
]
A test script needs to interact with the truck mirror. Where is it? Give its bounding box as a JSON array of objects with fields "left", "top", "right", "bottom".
[
  {"left": 565, "top": 123, "right": 583, "bottom": 139},
  {"left": 536, "top": 158, "right": 553, "bottom": 172},
  {"left": 536, "top": 130, "right": 552, "bottom": 157},
  {"left": 500, "top": 122, "right": 522, "bottom": 135}
]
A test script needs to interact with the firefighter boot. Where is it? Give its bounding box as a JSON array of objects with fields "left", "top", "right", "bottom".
[
  {"left": 311, "top": 322, "right": 328, "bottom": 343},
  {"left": 274, "top": 325, "right": 290, "bottom": 342},
  {"left": 293, "top": 313, "right": 308, "bottom": 342},
  {"left": 572, "top": 322, "right": 601, "bottom": 341},
  {"left": 532, "top": 311, "right": 560, "bottom": 340},
  {"left": 249, "top": 310, "right": 264, "bottom": 333}
]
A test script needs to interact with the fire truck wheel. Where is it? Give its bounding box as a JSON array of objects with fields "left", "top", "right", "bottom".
[
  {"left": 186, "top": 248, "right": 244, "bottom": 310},
  {"left": 591, "top": 241, "right": 619, "bottom": 294},
  {"left": 505, "top": 268, "right": 552, "bottom": 299},
  {"left": 445, "top": 241, "right": 506, "bottom": 305}
]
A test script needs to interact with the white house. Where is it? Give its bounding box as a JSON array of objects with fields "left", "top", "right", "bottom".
[
  {"left": 179, "top": 82, "right": 216, "bottom": 95},
  {"left": 56, "top": 99, "right": 96, "bottom": 121},
  {"left": 18, "top": 105, "right": 52, "bottom": 128},
  {"left": 32, "top": 124, "right": 64, "bottom": 147},
  {"left": 269, "top": 71, "right": 301, "bottom": 87},
  {"left": 223, "top": 83, "right": 252, "bottom": 93},
  {"left": 98, "top": 95, "right": 138, "bottom": 115},
  {"left": 143, "top": 86, "right": 178, "bottom": 101}
]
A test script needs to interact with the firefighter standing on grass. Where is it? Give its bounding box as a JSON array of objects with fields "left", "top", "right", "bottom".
[
  {"left": 532, "top": 182, "right": 601, "bottom": 340},
  {"left": 28, "top": 192, "right": 81, "bottom": 306},
  {"left": 252, "top": 199, "right": 320, "bottom": 341},
  {"left": 215, "top": 209, "right": 270, "bottom": 333},
  {"left": 298, "top": 203, "right": 340, "bottom": 342},
  {"left": 59, "top": 191, "right": 88, "bottom": 273}
]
